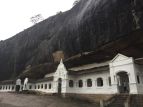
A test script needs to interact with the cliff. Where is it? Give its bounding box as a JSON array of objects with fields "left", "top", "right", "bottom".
[{"left": 0, "top": 0, "right": 143, "bottom": 80}]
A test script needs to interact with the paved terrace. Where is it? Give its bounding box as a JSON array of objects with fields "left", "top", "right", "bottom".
[{"left": 0, "top": 92, "right": 96, "bottom": 107}]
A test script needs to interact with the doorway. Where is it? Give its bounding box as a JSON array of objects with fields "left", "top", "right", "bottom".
[
  {"left": 117, "top": 72, "right": 130, "bottom": 93},
  {"left": 58, "top": 78, "right": 62, "bottom": 94}
]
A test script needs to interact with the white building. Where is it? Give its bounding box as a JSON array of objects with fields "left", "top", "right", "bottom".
[{"left": 0, "top": 53, "right": 143, "bottom": 95}]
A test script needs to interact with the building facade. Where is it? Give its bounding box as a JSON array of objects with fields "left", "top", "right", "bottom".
[{"left": 0, "top": 54, "right": 143, "bottom": 95}]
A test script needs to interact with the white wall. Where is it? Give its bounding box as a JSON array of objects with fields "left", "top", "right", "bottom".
[
  {"left": 1, "top": 54, "right": 143, "bottom": 95},
  {"left": 53, "top": 59, "right": 68, "bottom": 93},
  {"left": 134, "top": 64, "right": 143, "bottom": 94},
  {"left": 66, "top": 71, "right": 113, "bottom": 94},
  {"left": 0, "top": 84, "right": 15, "bottom": 92},
  {"left": 28, "top": 81, "right": 54, "bottom": 93},
  {"left": 109, "top": 54, "right": 138, "bottom": 94}
]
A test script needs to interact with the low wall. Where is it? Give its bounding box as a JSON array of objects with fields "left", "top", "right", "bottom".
[{"left": 63, "top": 93, "right": 114, "bottom": 103}]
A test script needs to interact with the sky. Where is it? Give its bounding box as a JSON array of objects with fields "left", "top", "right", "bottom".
[{"left": 0, "top": 0, "right": 75, "bottom": 40}]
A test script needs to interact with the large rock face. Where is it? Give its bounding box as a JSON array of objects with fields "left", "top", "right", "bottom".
[{"left": 0, "top": 0, "right": 143, "bottom": 80}]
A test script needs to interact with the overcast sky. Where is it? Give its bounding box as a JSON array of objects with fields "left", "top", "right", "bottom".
[{"left": 0, "top": 0, "right": 75, "bottom": 40}]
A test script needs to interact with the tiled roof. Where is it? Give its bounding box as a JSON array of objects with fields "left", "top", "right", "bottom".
[
  {"left": 68, "top": 65, "right": 109, "bottom": 75},
  {"left": 0, "top": 80, "right": 15, "bottom": 85},
  {"left": 29, "top": 76, "right": 54, "bottom": 83}
]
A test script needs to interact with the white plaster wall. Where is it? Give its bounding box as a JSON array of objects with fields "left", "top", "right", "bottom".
[
  {"left": 66, "top": 71, "right": 113, "bottom": 94},
  {"left": 109, "top": 56, "right": 138, "bottom": 94},
  {"left": 53, "top": 60, "right": 68, "bottom": 94},
  {"left": 134, "top": 64, "right": 143, "bottom": 94},
  {"left": 0, "top": 85, "right": 15, "bottom": 92},
  {"left": 1, "top": 54, "right": 143, "bottom": 95},
  {"left": 28, "top": 81, "right": 54, "bottom": 93},
  {"left": 53, "top": 59, "right": 114, "bottom": 94}
]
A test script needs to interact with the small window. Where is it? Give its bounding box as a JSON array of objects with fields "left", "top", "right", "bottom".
[
  {"left": 108, "top": 77, "right": 111, "bottom": 86},
  {"left": 6, "top": 86, "right": 7, "bottom": 90},
  {"left": 78, "top": 80, "right": 83, "bottom": 88},
  {"left": 137, "top": 75, "right": 140, "bottom": 84},
  {"left": 41, "top": 84, "right": 43, "bottom": 89},
  {"left": 45, "top": 84, "right": 47, "bottom": 89},
  {"left": 9, "top": 86, "right": 11, "bottom": 90},
  {"left": 12, "top": 86, "right": 14, "bottom": 90},
  {"left": 87, "top": 79, "right": 92, "bottom": 87},
  {"left": 49, "top": 83, "right": 52, "bottom": 89},
  {"left": 69, "top": 80, "right": 74, "bottom": 87},
  {"left": 97, "top": 78, "right": 103, "bottom": 87},
  {"left": 38, "top": 85, "right": 40, "bottom": 89},
  {"left": 29, "top": 85, "right": 32, "bottom": 89},
  {"left": 35, "top": 85, "right": 37, "bottom": 89}
]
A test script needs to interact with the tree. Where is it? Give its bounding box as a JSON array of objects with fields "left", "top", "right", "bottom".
[{"left": 30, "top": 14, "right": 44, "bottom": 24}]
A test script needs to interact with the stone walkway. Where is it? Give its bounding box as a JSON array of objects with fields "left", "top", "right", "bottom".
[{"left": 0, "top": 93, "right": 96, "bottom": 107}]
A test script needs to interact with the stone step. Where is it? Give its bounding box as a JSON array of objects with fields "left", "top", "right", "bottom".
[{"left": 106, "top": 94, "right": 129, "bottom": 107}]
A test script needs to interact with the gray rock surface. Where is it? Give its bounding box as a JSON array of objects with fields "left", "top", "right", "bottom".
[{"left": 0, "top": 0, "right": 142, "bottom": 80}]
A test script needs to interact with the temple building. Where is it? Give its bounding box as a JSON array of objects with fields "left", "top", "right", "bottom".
[{"left": 0, "top": 53, "right": 143, "bottom": 95}]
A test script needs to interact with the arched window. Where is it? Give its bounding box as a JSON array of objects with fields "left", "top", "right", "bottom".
[
  {"left": 87, "top": 79, "right": 92, "bottom": 87},
  {"left": 45, "top": 84, "right": 47, "bottom": 89},
  {"left": 49, "top": 83, "right": 52, "bottom": 89},
  {"left": 9, "top": 85, "right": 10, "bottom": 90},
  {"left": 38, "top": 85, "right": 40, "bottom": 89},
  {"left": 97, "top": 78, "right": 103, "bottom": 87},
  {"left": 41, "top": 84, "right": 43, "bottom": 89},
  {"left": 78, "top": 80, "right": 83, "bottom": 88},
  {"left": 35, "top": 85, "right": 37, "bottom": 89},
  {"left": 69, "top": 80, "right": 74, "bottom": 87},
  {"left": 108, "top": 77, "right": 111, "bottom": 86},
  {"left": 0, "top": 86, "right": 2, "bottom": 90},
  {"left": 137, "top": 75, "right": 140, "bottom": 84},
  {"left": 12, "top": 86, "right": 14, "bottom": 90}
]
